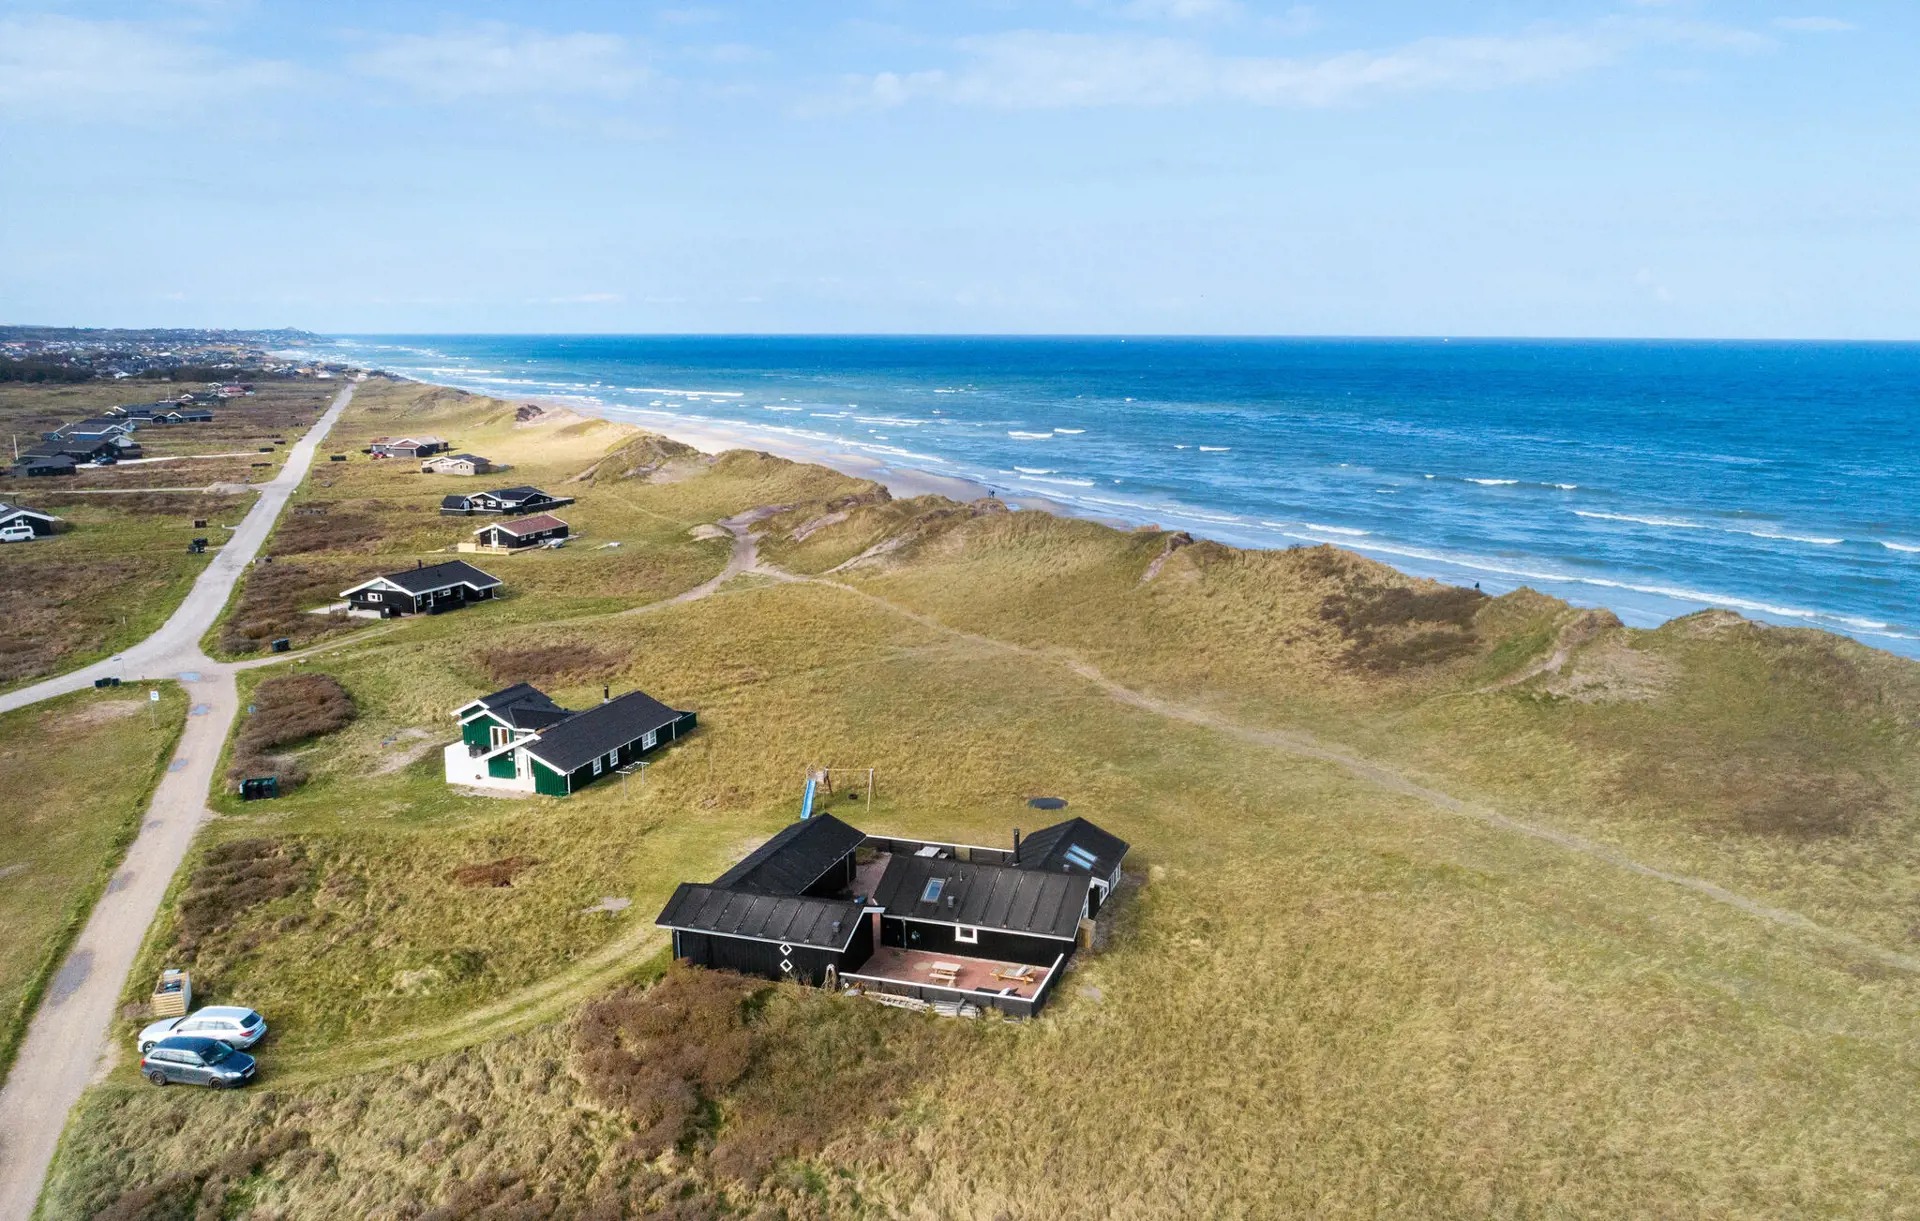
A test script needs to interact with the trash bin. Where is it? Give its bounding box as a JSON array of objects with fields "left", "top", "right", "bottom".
[{"left": 271, "top": 637, "right": 291, "bottom": 653}]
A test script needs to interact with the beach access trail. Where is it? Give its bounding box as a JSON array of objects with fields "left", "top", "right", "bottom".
[{"left": 0, "top": 379, "right": 357, "bottom": 1221}]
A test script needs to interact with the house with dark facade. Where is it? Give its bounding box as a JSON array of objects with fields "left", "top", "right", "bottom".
[
  {"left": 9, "top": 454, "right": 77, "bottom": 478},
  {"left": 442, "top": 683, "right": 697, "bottom": 796},
  {"left": 0, "top": 502, "right": 62, "bottom": 537},
  {"left": 339, "top": 559, "right": 502, "bottom": 617},
  {"left": 655, "top": 813, "right": 1129, "bottom": 1018},
  {"left": 370, "top": 435, "right": 447, "bottom": 459},
  {"left": 439, "top": 486, "right": 575, "bottom": 516},
  {"left": 472, "top": 513, "right": 568, "bottom": 550},
  {"left": 160, "top": 406, "right": 214, "bottom": 424}
]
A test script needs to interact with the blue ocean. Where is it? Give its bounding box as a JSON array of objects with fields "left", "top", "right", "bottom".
[{"left": 313, "top": 336, "right": 1920, "bottom": 658}]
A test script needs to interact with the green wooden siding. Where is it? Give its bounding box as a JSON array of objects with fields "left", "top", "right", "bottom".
[
  {"left": 532, "top": 759, "right": 569, "bottom": 797},
  {"left": 462, "top": 713, "right": 505, "bottom": 749},
  {"left": 488, "top": 751, "right": 517, "bottom": 779}
]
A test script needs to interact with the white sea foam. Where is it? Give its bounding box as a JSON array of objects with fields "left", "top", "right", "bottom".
[
  {"left": 762, "top": 405, "right": 803, "bottom": 412},
  {"left": 1301, "top": 523, "right": 1370, "bottom": 536},
  {"left": 1198, "top": 446, "right": 1231, "bottom": 452},
  {"left": 856, "top": 416, "right": 928, "bottom": 426},
  {"left": 1467, "top": 478, "right": 1519, "bottom": 486},
  {"left": 1053, "top": 428, "right": 1086, "bottom": 434},
  {"left": 810, "top": 411, "right": 849, "bottom": 418},
  {"left": 1881, "top": 541, "right": 1920, "bottom": 553},
  {"left": 1574, "top": 510, "right": 1707, "bottom": 530},
  {"left": 627, "top": 387, "right": 744, "bottom": 398},
  {"left": 1017, "top": 475, "right": 1096, "bottom": 488},
  {"left": 1748, "top": 530, "right": 1843, "bottom": 546},
  {"left": 1553, "top": 483, "right": 1579, "bottom": 490},
  {"left": 1013, "top": 467, "right": 1054, "bottom": 475},
  {"left": 1173, "top": 444, "right": 1191, "bottom": 450},
  {"left": 1008, "top": 431, "right": 1052, "bottom": 439}
]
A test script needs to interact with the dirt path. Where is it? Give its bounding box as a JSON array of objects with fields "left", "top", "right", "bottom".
[
  {"left": 716, "top": 518, "right": 1920, "bottom": 977},
  {"left": 0, "top": 380, "right": 358, "bottom": 1221}
]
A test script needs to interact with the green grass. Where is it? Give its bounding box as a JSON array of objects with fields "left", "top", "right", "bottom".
[
  {"left": 36, "top": 383, "right": 1920, "bottom": 1220},
  {"left": 0, "top": 684, "right": 186, "bottom": 1078}
]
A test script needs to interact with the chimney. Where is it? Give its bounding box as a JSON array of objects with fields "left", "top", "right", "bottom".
[
  {"left": 602, "top": 685, "right": 610, "bottom": 703},
  {"left": 416, "top": 558, "right": 422, "bottom": 569},
  {"left": 1012, "top": 828, "right": 1021, "bottom": 860}
]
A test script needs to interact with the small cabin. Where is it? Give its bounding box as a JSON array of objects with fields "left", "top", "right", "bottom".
[
  {"left": 371, "top": 435, "right": 447, "bottom": 459},
  {"left": 443, "top": 683, "right": 697, "bottom": 796},
  {"left": 439, "top": 486, "right": 575, "bottom": 517},
  {"left": 421, "top": 453, "right": 493, "bottom": 476},
  {"left": 9, "top": 454, "right": 77, "bottom": 478},
  {"left": 0, "top": 503, "right": 62, "bottom": 537},
  {"left": 473, "top": 513, "right": 568, "bottom": 550},
  {"left": 338, "top": 559, "right": 502, "bottom": 617}
]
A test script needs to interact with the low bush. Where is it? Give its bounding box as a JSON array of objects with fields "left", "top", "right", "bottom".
[
  {"left": 219, "top": 562, "right": 375, "bottom": 655},
  {"left": 226, "top": 673, "right": 355, "bottom": 791},
  {"left": 176, "top": 838, "right": 310, "bottom": 960},
  {"left": 481, "top": 644, "right": 631, "bottom": 686}
]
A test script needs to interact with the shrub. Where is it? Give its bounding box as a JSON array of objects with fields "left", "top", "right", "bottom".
[
  {"left": 219, "top": 562, "right": 376, "bottom": 654},
  {"left": 226, "top": 673, "right": 355, "bottom": 791},
  {"left": 176, "top": 838, "right": 310, "bottom": 959},
  {"left": 481, "top": 644, "right": 631, "bottom": 686}
]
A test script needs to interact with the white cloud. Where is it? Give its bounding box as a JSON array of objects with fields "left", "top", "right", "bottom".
[
  {"left": 349, "top": 23, "right": 649, "bottom": 102},
  {"left": 0, "top": 14, "right": 292, "bottom": 120},
  {"left": 842, "top": 16, "right": 1767, "bottom": 111},
  {"left": 1773, "top": 16, "right": 1856, "bottom": 32}
]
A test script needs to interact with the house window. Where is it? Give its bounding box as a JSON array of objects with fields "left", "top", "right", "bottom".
[
  {"left": 641, "top": 730, "right": 658, "bottom": 750},
  {"left": 921, "top": 878, "right": 945, "bottom": 903},
  {"left": 490, "top": 725, "right": 509, "bottom": 748},
  {"left": 955, "top": 925, "right": 979, "bottom": 944},
  {"left": 604, "top": 751, "right": 615, "bottom": 769},
  {"left": 591, "top": 757, "right": 604, "bottom": 776},
  {"left": 365, "top": 592, "right": 382, "bottom": 603}
]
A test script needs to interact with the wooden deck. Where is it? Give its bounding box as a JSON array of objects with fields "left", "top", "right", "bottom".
[{"left": 849, "top": 945, "right": 1048, "bottom": 1001}]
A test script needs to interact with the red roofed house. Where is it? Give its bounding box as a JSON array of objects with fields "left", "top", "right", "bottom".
[{"left": 473, "top": 513, "right": 569, "bottom": 551}]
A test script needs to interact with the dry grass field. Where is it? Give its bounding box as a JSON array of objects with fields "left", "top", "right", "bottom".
[
  {"left": 0, "top": 378, "right": 338, "bottom": 686},
  {"left": 35, "top": 385, "right": 1920, "bottom": 1220},
  {"left": 0, "top": 685, "right": 186, "bottom": 1078}
]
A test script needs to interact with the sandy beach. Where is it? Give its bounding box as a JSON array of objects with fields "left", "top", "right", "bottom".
[{"left": 515, "top": 392, "right": 1106, "bottom": 523}]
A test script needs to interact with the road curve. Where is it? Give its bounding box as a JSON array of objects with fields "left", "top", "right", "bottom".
[{"left": 0, "top": 379, "right": 356, "bottom": 1221}]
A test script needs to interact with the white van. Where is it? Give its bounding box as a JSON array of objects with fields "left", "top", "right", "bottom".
[{"left": 0, "top": 523, "right": 36, "bottom": 544}]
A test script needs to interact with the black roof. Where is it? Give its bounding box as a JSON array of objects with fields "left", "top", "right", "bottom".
[
  {"left": 462, "top": 683, "right": 573, "bottom": 730},
  {"left": 14, "top": 454, "right": 76, "bottom": 470},
  {"left": 523, "top": 689, "right": 685, "bottom": 773},
  {"left": 657, "top": 883, "right": 864, "bottom": 950},
  {"left": 871, "top": 854, "right": 1089, "bottom": 941},
  {"left": 1016, "top": 817, "right": 1130, "bottom": 878},
  {"left": 446, "top": 453, "right": 489, "bottom": 462},
  {"left": 440, "top": 494, "right": 474, "bottom": 509},
  {"left": 376, "top": 559, "right": 501, "bottom": 595},
  {"left": 715, "top": 815, "right": 865, "bottom": 895},
  {"left": 488, "top": 486, "right": 548, "bottom": 500}
]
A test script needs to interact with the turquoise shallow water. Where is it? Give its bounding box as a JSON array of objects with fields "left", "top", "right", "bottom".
[{"left": 310, "top": 335, "right": 1920, "bottom": 657}]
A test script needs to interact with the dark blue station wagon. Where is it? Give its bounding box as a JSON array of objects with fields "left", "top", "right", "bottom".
[{"left": 139, "top": 1035, "right": 257, "bottom": 1088}]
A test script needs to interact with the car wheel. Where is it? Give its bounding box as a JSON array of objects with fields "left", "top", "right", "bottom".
[
  {"left": 207, "top": 1077, "right": 225, "bottom": 1090},
  {"left": 139, "top": 1041, "right": 155, "bottom": 1053},
  {"left": 147, "top": 1070, "right": 167, "bottom": 1087}
]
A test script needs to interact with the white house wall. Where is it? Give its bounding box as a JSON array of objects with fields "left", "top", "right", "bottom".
[{"left": 442, "top": 741, "right": 536, "bottom": 793}]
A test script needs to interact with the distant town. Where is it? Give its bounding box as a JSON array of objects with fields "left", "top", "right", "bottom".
[{"left": 0, "top": 326, "right": 343, "bottom": 384}]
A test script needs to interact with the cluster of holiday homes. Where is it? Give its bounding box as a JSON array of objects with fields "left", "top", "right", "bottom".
[
  {"left": 443, "top": 682, "right": 696, "bottom": 797},
  {"left": 6, "top": 405, "right": 215, "bottom": 477},
  {"left": 421, "top": 453, "right": 494, "bottom": 476},
  {"left": 655, "top": 812, "right": 1129, "bottom": 1018},
  {"left": 339, "top": 559, "right": 503, "bottom": 617}
]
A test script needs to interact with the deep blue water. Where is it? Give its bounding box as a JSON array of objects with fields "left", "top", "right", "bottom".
[{"left": 309, "top": 336, "right": 1920, "bottom": 657}]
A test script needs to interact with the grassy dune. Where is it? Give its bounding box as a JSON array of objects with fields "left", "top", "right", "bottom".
[
  {"left": 0, "top": 685, "right": 187, "bottom": 1077},
  {"left": 37, "top": 386, "right": 1920, "bottom": 1219}
]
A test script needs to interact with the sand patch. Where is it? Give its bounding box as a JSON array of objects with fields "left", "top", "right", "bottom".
[
  {"left": 61, "top": 699, "right": 144, "bottom": 729},
  {"left": 582, "top": 897, "right": 633, "bottom": 914},
  {"left": 688, "top": 523, "right": 728, "bottom": 541},
  {"left": 514, "top": 404, "right": 587, "bottom": 429},
  {"left": 373, "top": 728, "right": 438, "bottom": 774},
  {"left": 646, "top": 457, "right": 712, "bottom": 485},
  {"left": 1543, "top": 638, "right": 1676, "bottom": 703}
]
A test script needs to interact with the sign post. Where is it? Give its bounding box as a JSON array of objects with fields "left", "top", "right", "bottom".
[{"left": 148, "top": 688, "right": 159, "bottom": 728}]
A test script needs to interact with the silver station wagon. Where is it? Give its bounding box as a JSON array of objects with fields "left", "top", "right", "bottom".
[
  {"left": 136, "top": 1005, "right": 266, "bottom": 1053},
  {"left": 139, "top": 1035, "right": 257, "bottom": 1089}
]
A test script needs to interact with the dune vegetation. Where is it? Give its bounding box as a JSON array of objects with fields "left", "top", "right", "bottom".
[{"left": 36, "top": 379, "right": 1920, "bottom": 1219}]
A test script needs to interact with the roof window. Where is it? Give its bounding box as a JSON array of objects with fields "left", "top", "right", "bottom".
[
  {"left": 1062, "top": 844, "right": 1099, "bottom": 870},
  {"left": 921, "top": 878, "right": 946, "bottom": 903}
]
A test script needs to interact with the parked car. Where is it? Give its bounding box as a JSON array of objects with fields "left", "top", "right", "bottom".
[
  {"left": 139, "top": 1035, "right": 256, "bottom": 1089},
  {"left": 0, "top": 524, "right": 34, "bottom": 544},
  {"left": 136, "top": 1005, "right": 266, "bottom": 1053}
]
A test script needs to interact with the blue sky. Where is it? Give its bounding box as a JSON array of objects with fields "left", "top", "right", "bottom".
[{"left": 1, "top": 1, "right": 1911, "bottom": 336}]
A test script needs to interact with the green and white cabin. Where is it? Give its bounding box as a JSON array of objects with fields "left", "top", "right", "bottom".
[{"left": 443, "top": 682, "right": 696, "bottom": 796}]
